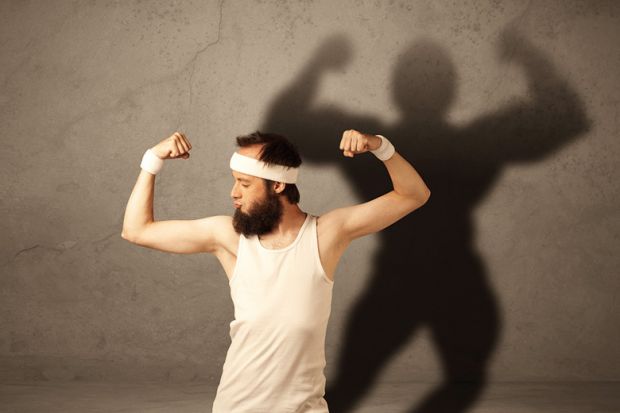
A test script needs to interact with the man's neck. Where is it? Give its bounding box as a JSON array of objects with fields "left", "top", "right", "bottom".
[{"left": 261, "top": 204, "right": 307, "bottom": 239}]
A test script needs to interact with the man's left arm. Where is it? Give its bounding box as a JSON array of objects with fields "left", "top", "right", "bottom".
[{"left": 330, "top": 129, "right": 431, "bottom": 242}]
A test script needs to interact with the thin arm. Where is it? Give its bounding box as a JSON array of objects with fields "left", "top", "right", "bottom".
[
  {"left": 383, "top": 151, "right": 431, "bottom": 202},
  {"left": 121, "top": 169, "right": 156, "bottom": 239}
]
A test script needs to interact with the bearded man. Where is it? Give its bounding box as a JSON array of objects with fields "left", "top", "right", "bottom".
[{"left": 121, "top": 129, "right": 430, "bottom": 412}]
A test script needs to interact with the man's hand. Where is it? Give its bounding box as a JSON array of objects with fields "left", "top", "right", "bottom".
[
  {"left": 151, "top": 132, "right": 193, "bottom": 160},
  {"left": 339, "top": 129, "right": 382, "bottom": 158}
]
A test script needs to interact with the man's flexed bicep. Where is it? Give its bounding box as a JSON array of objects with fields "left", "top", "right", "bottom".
[
  {"left": 325, "top": 130, "right": 430, "bottom": 242},
  {"left": 326, "top": 190, "right": 425, "bottom": 242},
  {"left": 122, "top": 216, "right": 233, "bottom": 255}
]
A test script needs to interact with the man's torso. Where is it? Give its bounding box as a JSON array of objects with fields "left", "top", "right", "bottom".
[{"left": 214, "top": 213, "right": 349, "bottom": 283}]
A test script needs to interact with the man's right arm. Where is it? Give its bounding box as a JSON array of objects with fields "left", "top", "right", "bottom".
[
  {"left": 122, "top": 211, "right": 231, "bottom": 255},
  {"left": 121, "top": 133, "right": 229, "bottom": 255}
]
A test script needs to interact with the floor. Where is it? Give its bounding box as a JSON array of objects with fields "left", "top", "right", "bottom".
[{"left": 1, "top": 381, "right": 618, "bottom": 412}]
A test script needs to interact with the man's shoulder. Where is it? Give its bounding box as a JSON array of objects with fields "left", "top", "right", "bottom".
[
  {"left": 315, "top": 208, "right": 347, "bottom": 238},
  {"left": 196, "top": 215, "right": 239, "bottom": 252},
  {"left": 196, "top": 214, "right": 234, "bottom": 229}
]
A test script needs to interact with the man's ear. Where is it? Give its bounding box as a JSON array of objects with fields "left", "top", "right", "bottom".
[{"left": 274, "top": 181, "right": 286, "bottom": 194}]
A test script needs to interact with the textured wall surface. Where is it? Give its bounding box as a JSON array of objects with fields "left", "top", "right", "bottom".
[{"left": 1, "top": 0, "right": 618, "bottom": 389}]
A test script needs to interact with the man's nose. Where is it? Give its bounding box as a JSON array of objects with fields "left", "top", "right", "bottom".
[{"left": 230, "top": 184, "right": 240, "bottom": 199}]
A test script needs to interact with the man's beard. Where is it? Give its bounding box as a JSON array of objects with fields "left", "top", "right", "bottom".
[{"left": 232, "top": 185, "right": 283, "bottom": 237}]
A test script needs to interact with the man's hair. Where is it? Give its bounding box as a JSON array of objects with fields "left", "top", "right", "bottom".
[{"left": 235, "top": 130, "right": 302, "bottom": 204}]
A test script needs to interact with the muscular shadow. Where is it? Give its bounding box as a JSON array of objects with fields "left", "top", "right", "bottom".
[{"left": 260, "top": 30, "right": 590, "bottom": 413}]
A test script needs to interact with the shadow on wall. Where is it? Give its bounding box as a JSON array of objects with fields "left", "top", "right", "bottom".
[{"left": 261, "top": 29, "right": 590, "bottom": 413}]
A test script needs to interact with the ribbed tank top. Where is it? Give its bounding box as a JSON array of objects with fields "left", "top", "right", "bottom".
[{"left": 212, "top": 213, "right": 334, "bottom": 413}]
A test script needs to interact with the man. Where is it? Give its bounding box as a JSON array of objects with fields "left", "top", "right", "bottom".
[{"left": 121, "top": 129, "right": 430, "bottom": 412}]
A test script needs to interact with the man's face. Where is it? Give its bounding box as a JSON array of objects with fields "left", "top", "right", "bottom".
[{"left": 231, "top": 171, "right": 283, "bottom": 237}]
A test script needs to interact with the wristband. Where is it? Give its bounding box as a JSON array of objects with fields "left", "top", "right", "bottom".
[
  {"left": 140, "top": 148, "right": 164, "bottom": 175},
  {"left": 370, "top": 134, "right": 395, "bottom": 161}
]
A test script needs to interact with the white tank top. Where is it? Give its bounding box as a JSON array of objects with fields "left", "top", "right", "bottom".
[{"left": 212, "top": 213, "right": 334, "bottom": 413}]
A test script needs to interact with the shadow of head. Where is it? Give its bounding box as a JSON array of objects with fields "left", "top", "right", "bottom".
[{"left": 392, "top": 38, "right": 457, "bottom": 121}]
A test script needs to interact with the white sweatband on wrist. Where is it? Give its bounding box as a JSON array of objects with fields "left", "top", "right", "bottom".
[
  {"left": 370, "top": 134, "right": 395, "bottom": 161},
  {"left": 140, "top": 148, "right": 164, "bottom": 175},
  {"left": 230, "top": 152, "right": 299, "bottom": 183}
]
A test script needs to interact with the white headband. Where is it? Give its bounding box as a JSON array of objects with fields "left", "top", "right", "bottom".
[{"left": 229, "top": 152, "right": 299, "bottom": 183}]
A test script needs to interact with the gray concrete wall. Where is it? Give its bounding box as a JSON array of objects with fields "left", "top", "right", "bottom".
[{"left": 1, "top": 0, "right": 618, "bottom": 387}]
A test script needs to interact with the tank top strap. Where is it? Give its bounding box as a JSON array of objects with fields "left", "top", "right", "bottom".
[
  {"left": 229, "top": 232, "right": 247, "bottom": 286},
  {"left": 305, "top": 214, "right": 317, "bottom": 245}
]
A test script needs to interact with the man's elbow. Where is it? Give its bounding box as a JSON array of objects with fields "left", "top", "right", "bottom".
[
  {"left": 421, "top": 188, "right": 431, "bottom": 204},
  {"left": 121, "top": 229, "right": 138, "bottom": 243},
  {"left": 400, "top": 189, "right": 430, "bottom": 212},
  {"left": 413, "top": 190, "right": 430, "bottom": 210}
]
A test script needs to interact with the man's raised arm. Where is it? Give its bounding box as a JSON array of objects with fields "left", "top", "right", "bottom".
[
  {"left": 120, "top": 132, "right": 229, "bottom": 255},
  {"left": 328, "top": 129, "right": 431, "bottom": 241}
]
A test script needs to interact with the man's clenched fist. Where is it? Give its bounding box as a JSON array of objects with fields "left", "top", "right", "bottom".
[
  {"left": 339, "top": 129, "right": 382, "bottom": 158},
  {"left": 151, "top": 132, "right": 193, "bottom": 160}
]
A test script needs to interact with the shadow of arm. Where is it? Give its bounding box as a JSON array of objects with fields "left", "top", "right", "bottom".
[{"left": 465, "top": 29, "right": 591, "bottom": 164}]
